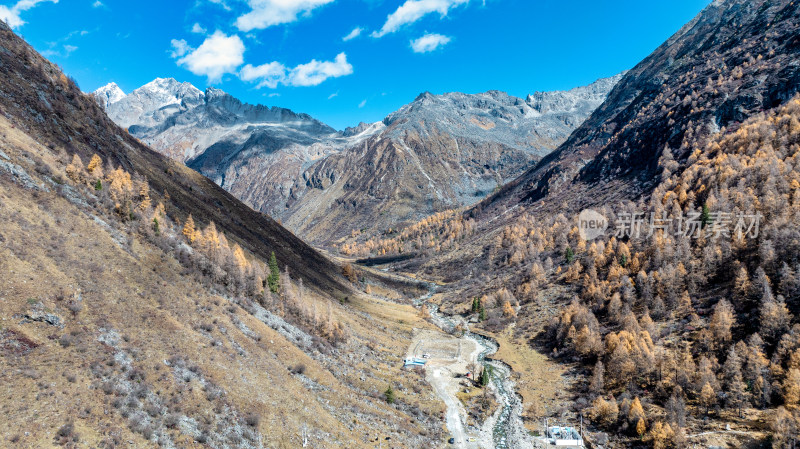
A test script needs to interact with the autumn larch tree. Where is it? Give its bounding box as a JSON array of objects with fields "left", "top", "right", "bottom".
[
  {"left": 182, "top": 214, "right": 197, "bottom": 243},
  {"left": 65, "top": 154, "right": 85, "bottom": 184},
  {"left": 710, "top": 299, "right": 736, "bottom": 346},
  {"left": 647, "top": 421, "right": 674, "bottom": 449},
  {"left": 86, "top": 154, "right": 103, "bottom": 179},
  {"left": 502, "top": 300, "right": 517, "bottom": 318},
  {"left": 700, "top": 382, "right": 716, "bottom": 415}
]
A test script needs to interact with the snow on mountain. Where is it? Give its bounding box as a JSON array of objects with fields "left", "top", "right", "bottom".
[
  {"left": 93, "top": 78, "right": 349, "bottom": 162},
  {"left": 104, "top": 77, "right": 205, "bottom": 130},
  {"left": 92, "top": 82, "right": 126, "bottom": 110},
  {"left": 383, "top": 74, "right": 625, "bottom": 158},
  {"left": 92, "top": 75, "right": 620, "bottom": 243}
]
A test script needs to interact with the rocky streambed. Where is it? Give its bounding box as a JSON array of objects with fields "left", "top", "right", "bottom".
[{"left": 414, "top": 285, "right": 533, "bottom": 449}]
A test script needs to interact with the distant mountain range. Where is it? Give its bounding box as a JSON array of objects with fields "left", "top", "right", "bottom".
[{"left": 94, "top": 74, "right": 622, "bottom": 243}]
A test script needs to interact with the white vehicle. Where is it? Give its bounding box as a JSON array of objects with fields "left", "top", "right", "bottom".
[{"left": 422, "top": 353, "right": 431, "bottom": 358}]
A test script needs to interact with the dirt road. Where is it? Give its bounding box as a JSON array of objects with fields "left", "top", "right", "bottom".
[
  {"left": 404, "top": 283, "right": 534, "bottom": 449},
  {"left": 407, "top": 330, "right": 484, "bottom": 448}
]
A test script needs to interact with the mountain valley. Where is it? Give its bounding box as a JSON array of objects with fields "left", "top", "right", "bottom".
[{"left": 3, "top": 0, "right": 800, "bottom": 448}]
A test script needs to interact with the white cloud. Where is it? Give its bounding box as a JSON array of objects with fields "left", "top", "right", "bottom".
[
  {"left": 206, "top": 0, "right": 231, "bottom": 11},
  {"left": 240, "top": 52, "right": 353, "bottom": 88},
  {"left": 287, "top": 52, "right": 352, "bottom": 86},
  {"left": 327, "top": 91, "right": 338, "bottom": 99},
  {"left": 342, "top": 26, "right": 362, "bottom": 41},
  {"left": 0, "top": 0, "right": 58, "bottom": 29},
  {"left": 62, "top": 29, "right": 88, "bottom": 39},
  {"left": 240, "top": 61, "right": 286, "bottom": 88},
  {"left": 410, "top": 33, "right": 450, "bottom": 53},
  {"left": 235, "top": 0, "right": 334, "bottom": 32},
  {"left": 268, "top": 92, "right": 280, "bottom": 97},
  {"left": 372, "top": 0, "right": 468, "bottom": 38},
  {"left": 92, "top": 0, "right": 103, "bottom": 7},
  {"left": 174, "top": 31, "right": 245, "bottom": 82},
  {"left": 358, "top": 99, "right": 366, "bottom": 108},
  {"left": 41, "top": 43, "right": 78, "bottom": 58},
  {"left": 39, "top": 29, "right": 87, "bottom": 57},
  {"left": 191, "top": 23, "right": 207, "bottom": 34},
  {"left": 169, "top": 39, "right": 191, "bottom": 58}
]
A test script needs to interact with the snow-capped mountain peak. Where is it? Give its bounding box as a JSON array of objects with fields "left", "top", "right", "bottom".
[
  {"left": 93, "top": 78, "right": 204, "bottom": 129},
  {"left": 92, "top": 82, "right": 126, "bottom": 109}
]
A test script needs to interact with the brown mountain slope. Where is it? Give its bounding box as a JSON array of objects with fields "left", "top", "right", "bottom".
[
  {"left": 0, "top": 21, "right": 347, "bottom": 297},
  {"left": 0, "top": 21, "right": 450, "bottom": 448},
  {"left": 0, "top": 116, "right": 445, "bottom": 447},
  {"left": 282, "top": 125, "right": 533, "bottom": 244},
  {"left": 478, "top": 0, "right": 800, "bottom": 217}
]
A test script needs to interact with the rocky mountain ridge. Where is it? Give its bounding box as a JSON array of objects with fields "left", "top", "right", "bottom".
[{"left": 95, "top": 75, "right": 621, "bottom": 244}]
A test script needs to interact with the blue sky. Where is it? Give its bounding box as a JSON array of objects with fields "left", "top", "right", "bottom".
[{"left": 3, "top": 0, "right": 709, "bottom": 130}]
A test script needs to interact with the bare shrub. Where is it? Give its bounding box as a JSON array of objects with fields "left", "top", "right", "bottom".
[{"left": 244, "top": 412, "right": 260, "bottom": 428}]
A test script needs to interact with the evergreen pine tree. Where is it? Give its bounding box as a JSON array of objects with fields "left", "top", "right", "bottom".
[
  {"left": 700, "top": 203, "right": 711, "bottom": 227},
  {"left": 267, "top": 251, "right": 280, "bottom": 293},
  {"left": 384, "top": 385, "right": 396, "bottom": 404},
  {"left": 480, "top": 365, "right": 492, "bottom": 387}
]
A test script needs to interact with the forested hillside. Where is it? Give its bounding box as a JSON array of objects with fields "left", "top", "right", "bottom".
[{"left": 351, "top": 0, "right": 800, "bottom": 446}]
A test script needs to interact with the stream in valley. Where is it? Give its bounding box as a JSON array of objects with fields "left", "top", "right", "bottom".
[{"left": 413, "top": 285, "right": 531, "bottom": 449}]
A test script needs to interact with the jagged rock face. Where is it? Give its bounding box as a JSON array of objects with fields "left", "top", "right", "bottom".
[
  {"left": 483, "top": 0, "right": 800, "bottom": 215},
  {"left": 92, "top": 82, "right": 125, "bottom": 110},
  {"left": 100, "top": 79, "right": 336, "bottom": 162},
  {"left": 95, "top": 76, "right": 620, "bottom": 244},
  {"left": 276, "top": 76, "right": 622, "bottom": 243},
  {"left": 383, "top": 76, "right": 624, "bottom": 157}
]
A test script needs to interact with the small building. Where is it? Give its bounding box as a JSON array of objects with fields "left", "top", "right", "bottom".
[
  {"left": 403, "top": 358, "right": 427, "bottom": 368},
  {"left": 547, "top": 426, "right": 583, "bottom": 447}
]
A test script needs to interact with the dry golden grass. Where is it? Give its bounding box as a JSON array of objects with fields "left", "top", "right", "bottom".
[
  {"left": 0, "top": 114, "right": 447, "bottom": 448},
  {"left": 484, "top": 327, "right": 574, "bottom": 432}
]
